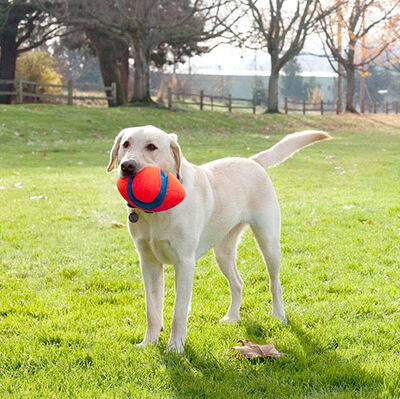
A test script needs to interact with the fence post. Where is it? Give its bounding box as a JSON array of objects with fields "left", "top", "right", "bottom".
[
  {"left": 167, "top": 87, "right": 172, "bottom": 110},
  {"left": 16, "top": 77, "right": 23, "bottom": 104},
  {"left": 33, "top": 83, "right": 38, "bottom": 103},
  {"left": 320, "top": 100, "right": 324, "bottom": 115},
  {"left": 252, "top": 94, "right": 256, "bottom": 114},
  {"left": 200, "top": 90, "right": 204, "bottom": 110},
  {"left": 211, "top": 96, "right": 214, "bottom": 111},
  {"left": 302, "top": 100, "right": 306, "bottom": 115},
  {"left": 228, "top": 94, "right": 232, "bottom": 112},
  {"left": 373, "top": 101, "right": 377, "bottom": 114},
  {"left": 385, "top": 101, "right": 389, "bottom": 114},
  {"left": 67, "top": 80, "right": 73, "bottom": 105},
  {"left": 336, "top": 100, "right": 339, "bottom": 115},
  {"left": 111, "top": 82, "right": 117, "bottom": 106},
  {"left": 396, "top": 101, "right": 399, "bottom": 114},
  {"left": 284, "top": 97, "right": 288, "bottom": 114}
]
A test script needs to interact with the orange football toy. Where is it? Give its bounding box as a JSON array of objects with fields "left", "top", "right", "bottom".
[{"left": 116, "top": 166, "right": 185, "bottom": 212}]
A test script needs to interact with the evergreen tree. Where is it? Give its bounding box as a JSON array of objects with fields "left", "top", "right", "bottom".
[{"left": 281, "top": 58, "right": 306, "bottom": 101}]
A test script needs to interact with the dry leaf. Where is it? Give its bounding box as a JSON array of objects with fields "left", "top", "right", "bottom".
[
  {"left": 305, "top": 220, "right": 316, "bottom": 225},
  {"left": 208, "top": 149, "right": 214, "bottom": 152},
  {"left": 91, "top": 133, "right": 101, "bottom": 139},
  {"left": 14, "top": 131, "right": 23, "bottom": 136},
  {"left": 362, "top": 220, "right": 374, "bottom": 225},
  {"left": 111, "top": 220, "right": 126, "bottom": 228},
  {"left": 227, "top": 340, "right": 284, "bottom": 360},
  {"left": 12, "top": 183, "right": 23, "bottom": 188}
]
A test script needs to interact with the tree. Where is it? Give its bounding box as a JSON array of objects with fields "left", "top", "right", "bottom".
[
  {"left": 281, "top": 58, "right": 306, "bottom": 101},
  {"left": 37, "top": 0, "right": 236, "bottom": 105},
  {"left": 73, "top": 0, "right": 242, "bottom": 105},
  {"left": 253, "top": 76, "right": 267, "bottom": 105},
  {"left": 0, "top": 0, "right": 59, "bottom": 103},
  {"left": 318, "top": 0, "right": 400, "bottom": 113},
  {"left": 244, "top": 0, "right": 336, "bottom": 113},
  {"left": 63, "top": 29, "right": 128, "bottom": 106}
]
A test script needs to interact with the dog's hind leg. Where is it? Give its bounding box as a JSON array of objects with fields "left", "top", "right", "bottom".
[
  {"left": 250, "top": 203, "right": 287, "bottom": 324},
  {"left": 214, "top": 223, "right": 246, "bottom": 322}
]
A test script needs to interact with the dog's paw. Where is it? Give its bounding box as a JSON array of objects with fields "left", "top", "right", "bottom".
[
  {"left": 273, "top": 312, "right": 288, "bottom": 325},
  {"left": 220, "top": 314, "right": 240, "bottom": 323},
  {"left": 166, "top": 340, "right": 184, "bottom": 353},
  {"left": 135, "top": 338, "right": 158, "bottom": 348}
]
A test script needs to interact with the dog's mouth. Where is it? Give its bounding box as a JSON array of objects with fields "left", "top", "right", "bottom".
[{"left": 119, "top": 169, "right": 137, "bottom": 178}]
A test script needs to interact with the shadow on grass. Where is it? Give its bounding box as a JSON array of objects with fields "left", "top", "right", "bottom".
[{"left": 160, "top": 319, "right": 382, "bottom": 398}]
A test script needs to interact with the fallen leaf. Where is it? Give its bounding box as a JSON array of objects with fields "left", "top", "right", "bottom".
[
  {"left": 111, "top": 220, "right": 126, "bottom": 228},
  {"left": 227, "top": 340, "right": 285, "bottom": 360},
  {"left": 362, "top": 220, "right": 374, "bottom": 225},
  {"left": 12, "top": 183, "right": 23, "bottom": 188},
  {"left": 14, "top": 131, "right": 23, "bottom": 136},
  {"left": 30, "top": 195, "right": 47, "bottom": 200},
  {"left": 77, "top": 161, "right": 84, "bottom": 166},
  {"left": 305, "top": 220, "right": 316, "bottom": 225},
  {"left": 208, "top": 149, "right": 214, "bottom": 152},
  {"left": 91, "top": 133, "right": 101, "bottom": 139}
]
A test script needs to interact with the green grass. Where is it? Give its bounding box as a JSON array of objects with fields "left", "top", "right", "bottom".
[{"left": 0, "top": 105, "right": 399, "bottom": 398}]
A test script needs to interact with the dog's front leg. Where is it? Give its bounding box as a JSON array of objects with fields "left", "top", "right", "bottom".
[
  {"left": 167, "top": 258, "right": 195, "bottom": 353},
  {"left": 138, "top": 255, "right": 164, "bottom": 346}
]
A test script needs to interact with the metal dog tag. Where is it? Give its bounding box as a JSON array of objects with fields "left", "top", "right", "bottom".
[{"left": 129, "top": 211, "right": 139, "bottom": 223}]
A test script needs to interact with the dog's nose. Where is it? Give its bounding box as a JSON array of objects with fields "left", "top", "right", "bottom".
[{"left": 120, "top": 160, "right": 137, "bottom": 176}]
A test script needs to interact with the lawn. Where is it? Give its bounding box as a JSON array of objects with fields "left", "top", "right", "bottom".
[{"left": 0, "top": 105, "right": 399, "bottom": 398}]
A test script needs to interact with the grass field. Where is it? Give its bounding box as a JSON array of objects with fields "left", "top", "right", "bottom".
[{"left": 0, "top": 105, "right": 399, "bottom": 398}]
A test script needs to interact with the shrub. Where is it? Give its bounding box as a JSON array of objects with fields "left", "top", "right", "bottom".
[{"left": 16, "top": 51, "right": 62, "bottom": 95}]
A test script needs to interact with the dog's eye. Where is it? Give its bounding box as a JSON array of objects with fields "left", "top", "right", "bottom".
[
  {"left": 146, "top": 143, "right": 157, "bottom": 151},
  {"left": 123, "top": 141, "right": 130, "bottom": 149}
]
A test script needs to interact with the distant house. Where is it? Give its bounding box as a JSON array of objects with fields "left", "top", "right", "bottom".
[{"left": 150, "top": 69, "right": 338, "bottom": 103}]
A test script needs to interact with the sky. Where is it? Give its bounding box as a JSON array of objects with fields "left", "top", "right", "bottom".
[
  {"left": 175, "top": 42, "right": 334, "bottom": 75},
  {"left": 174, "top": 3, "right": 336, "bottom": 75}
]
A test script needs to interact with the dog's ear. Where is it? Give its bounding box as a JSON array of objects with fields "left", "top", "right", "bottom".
[
  {"left": 107, "top": 131, "right": 124, "bottom": 172},
  {"left": 170, "top": 133, "right": 182, "bottom": 181}
]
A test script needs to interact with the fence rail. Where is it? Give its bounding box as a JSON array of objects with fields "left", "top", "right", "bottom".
[
  {"left": 162, "top": 89, "right": 400, "bottom": 115},
  {"left": 0, "top": 78, "right": 117, "bottom": 106},
  {"left": 167, "top": 88, "right": 256, "bottom": 113}
]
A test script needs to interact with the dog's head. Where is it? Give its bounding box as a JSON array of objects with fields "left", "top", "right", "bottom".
[{"left": 106, "top": 125, "right": 182, "bottom": 180}]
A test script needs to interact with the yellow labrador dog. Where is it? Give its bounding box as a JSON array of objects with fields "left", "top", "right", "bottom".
[{"left": 107, "top": 126, "right": 330, "bottom": 352}]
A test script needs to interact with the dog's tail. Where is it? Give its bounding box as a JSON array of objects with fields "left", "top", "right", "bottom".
[{"left": 250, "top": 130, "right": 332, "bottom": 169}]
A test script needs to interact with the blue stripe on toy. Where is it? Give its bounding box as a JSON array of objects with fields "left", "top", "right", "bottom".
[{"left": 127, "top": 169, "right": 168, "bottom": 210}]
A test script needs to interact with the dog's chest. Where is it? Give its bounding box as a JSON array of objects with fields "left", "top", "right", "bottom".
[{"left": 148, "top": 239, "right": 178, "bottom": 265}]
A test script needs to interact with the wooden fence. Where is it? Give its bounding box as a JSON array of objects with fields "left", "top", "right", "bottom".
[
  {"left": 284, "top": 98, "right": 337, "bottom": 115},
  {"left": 166, "top": 88, "right": 256, "bottom": 113},
  {"left": 164, "top": 89, "right": 400, "bottom": 115},
  {"left": 0, "top": 78, "right": 117, "bottom": 105},
  {"left": 284, "top": 97, "right": 400, "bottom": 115}
]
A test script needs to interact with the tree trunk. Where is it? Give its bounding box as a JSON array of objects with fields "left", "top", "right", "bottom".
[
  {"left": 345, "top": 66, "right": 357, "bottom": 113},
  {"left": 95, "top": 42, "right": 125, "bottom": 107},
  {"left": 156, "top": 69, "right": 168, "bottom": 104},
  {"left": 130, "top": 36, "right": 153, "bottom": 105},
  {"left": 120, "top": 47, "right": 129, "bottom": 103},
  {"left": 267, "top": 67, "right": 280, "bottom": 113},
  {"left": 0, "top": 30, "right": 18, "bottom": 104}
]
